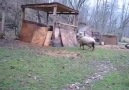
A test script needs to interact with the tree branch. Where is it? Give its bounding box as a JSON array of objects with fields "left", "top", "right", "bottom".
[
  {"left": 68, "top": 0, "right": 75, "bottom": 9},
  {"left": 77, "top": 0, "right": 86, "bottom": 10}
]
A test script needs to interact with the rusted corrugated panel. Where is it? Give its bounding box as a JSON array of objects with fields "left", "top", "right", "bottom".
[{"left": 60, "top": 29, "right": 78, "bottom": 47}]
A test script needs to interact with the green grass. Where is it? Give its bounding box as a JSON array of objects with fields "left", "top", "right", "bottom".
[
  {"left": 0, "top": 47, "right": 92, "bottom": 90},
  {"left": 92, "top": 71, "right": 129, "bottom": 90},
  {"left": 0, "top": 47, "right": 129, "bottom": 90}
]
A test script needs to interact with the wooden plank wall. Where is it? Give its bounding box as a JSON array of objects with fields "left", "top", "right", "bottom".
[
  {"left": 31, "top": 27, "right": 48, "bottom": 46},
  {"left": 19, "top": 20, "right": 49, "bottom": 46},
  {"left": 44, "top": 31, "right": 53, "bottom": 46},
  {"left": 60, "top": 28, "right": 78, "bottom": 47},
  {"left": 20, "top": 20, "right": 79, "bottom": 47},
  {"left": 19, "top": 21, "right": 37, "bottom": 43}
]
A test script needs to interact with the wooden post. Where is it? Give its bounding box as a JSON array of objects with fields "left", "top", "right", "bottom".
[
  {"left": 17, "top": 7, "right": 25, "bottom": 38},
  {"left": 21, "top": 8, "right": 25, "bottom": 21},
  {"left": 46, "top": 12, "right": 49, "bottom": 25},
  {"left": 75, "top": 15, "right": 78, "bottom": 26},
  {"left": 53, "top": 6, "right": 57, "bottom": 28},
  {"left": 73, "top": 14, "right": 78, "bottom": 33},
  {"left": 20, "top": 8, "right": 25, "bottom": 30},
  {"left": 52, "top": 6, "right": 57, "bottom": 39},
  {"left": 73, "top": 15, "right": 76, "bottom": 25}
]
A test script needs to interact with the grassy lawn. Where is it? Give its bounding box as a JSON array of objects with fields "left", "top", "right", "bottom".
[{"left": 0, "top": 46, "right": 129, "bottom": 90}]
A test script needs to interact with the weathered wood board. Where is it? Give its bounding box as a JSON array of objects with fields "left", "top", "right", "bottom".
[
  {"left": 54, "top": 28, "right": 60, "bottom": 39},
  {"left": 19, "top": 21, "right": 36, "bottom": 43},
  {"left": 44, "top": 31, "right": 53, "bottom": 46},
  {"left": 31, "top": 27, "right": 48, "bottom": 46},
  {"left": 60, "top": 29, "right": 78, "bottom": 47},
  {"left": 52, "top": 37, "right": 63, "bottom": 47}
]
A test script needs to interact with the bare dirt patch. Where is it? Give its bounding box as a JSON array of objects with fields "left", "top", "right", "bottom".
[
  {"left": 46, "top": 50, "right": 80, "bottom": 58},
  {"left": 0, "top": 39, "right": 81, "bottom": 58}
]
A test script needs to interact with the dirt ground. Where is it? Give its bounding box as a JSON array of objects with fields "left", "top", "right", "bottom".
[
  {"left": 0, "top": 38, "right": 128, "bottom": 58},
  {"left": 0, "top": 39, "right": 81, "bottom": 58},
  {"left": 97, "top": 44, "right": 127, "bottom": 50}
]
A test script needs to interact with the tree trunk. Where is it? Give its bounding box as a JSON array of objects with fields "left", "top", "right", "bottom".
[{"left": 0, "top": 11, "right": 5, "bottom": 39}]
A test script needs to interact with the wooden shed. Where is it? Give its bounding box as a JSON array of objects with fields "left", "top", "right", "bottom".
[
  {"left": 102, "top": 35, "right": 118, "bottom": 45},
  {"left": 19, "top": 2, "right": 79, "bottom": 47}
]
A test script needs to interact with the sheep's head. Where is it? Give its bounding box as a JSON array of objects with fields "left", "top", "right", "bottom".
[{"left": 76, "top": 32, "right": 83, "bottom": 39}]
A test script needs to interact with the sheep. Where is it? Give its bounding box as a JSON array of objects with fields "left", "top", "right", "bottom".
[
  {"left": 125, "top": 44, "right": 129, "bottom": 49},
  {"left": 121, "top": 37, "right": 129, "bottom": 43},
  {"left": 76, "top": 32, "right": 96, "bottom": 51}
]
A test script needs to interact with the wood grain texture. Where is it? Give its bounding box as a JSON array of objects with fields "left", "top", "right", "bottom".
[
  {"left": 60, "top": 29, "right": 78, "bottom": 47},
  {"left": 44, "top": 31, "right": 53, "bottom": 46},
  {"left": 31, "top": 27, "right": 48, "bottom": 46}
]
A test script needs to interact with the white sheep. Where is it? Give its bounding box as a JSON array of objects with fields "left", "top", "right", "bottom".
[
  {"left": 125, "top": 44, "right": 129, "bottom": 49},
  {"left": 76, "top": 32, "right": 96, "bottom": 51}
]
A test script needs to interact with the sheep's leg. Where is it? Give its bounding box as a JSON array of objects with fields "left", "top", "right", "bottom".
[
  {"left": 80, "top": 44, "right": 81, "bottom": 49},
  {"left": 91, "top": 42, "right": 95, "bottom": 51},
  {"left": 80, "top": 44, "right": 84, "bottom": 50},
  {"left": 82, "top": 45, "right": 84, "bottom": 50},
  {"left": 80, "top": 44, "right": 82, "bottom": 50}
]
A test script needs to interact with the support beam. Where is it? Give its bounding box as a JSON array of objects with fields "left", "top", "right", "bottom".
[
  {"left": 52, "top": 6, "right": 57, "bottom": 39},
  {"left": 46, "top": 12, "right": 49, "bottom": 25},
  {"left": 74, "top": 15, "right": 78, "bottom": 32},
  {"left": 53, "top": 6, "right": 57, "bottom": 27},
  {"left": 17, "top": 8, "right": 25, "bottom": 38},
  {"left": 21, "top": 8, "right": 25, "bottom": 20},
  {"left": 49, "top": 12, "right": 78, "bottom": 15},
  {"left": 73, "top": 15, "right": 76, "bottom": 25}
]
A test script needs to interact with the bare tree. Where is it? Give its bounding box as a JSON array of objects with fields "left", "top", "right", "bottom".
[
  {"left": 68, "top": 0, "right": 87, "bottom": 10},
  {"left": 0, "top": 0, "right": 7, "bottom": 38},
  {"left": 92, "top": 0, "right": 101, "bottom": 29},
  {"left": 108, "top": 0, "right": 117, "bottom": 33},
  {"left": 118, "top": 0, "right": 129, "bottom": 40}
]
